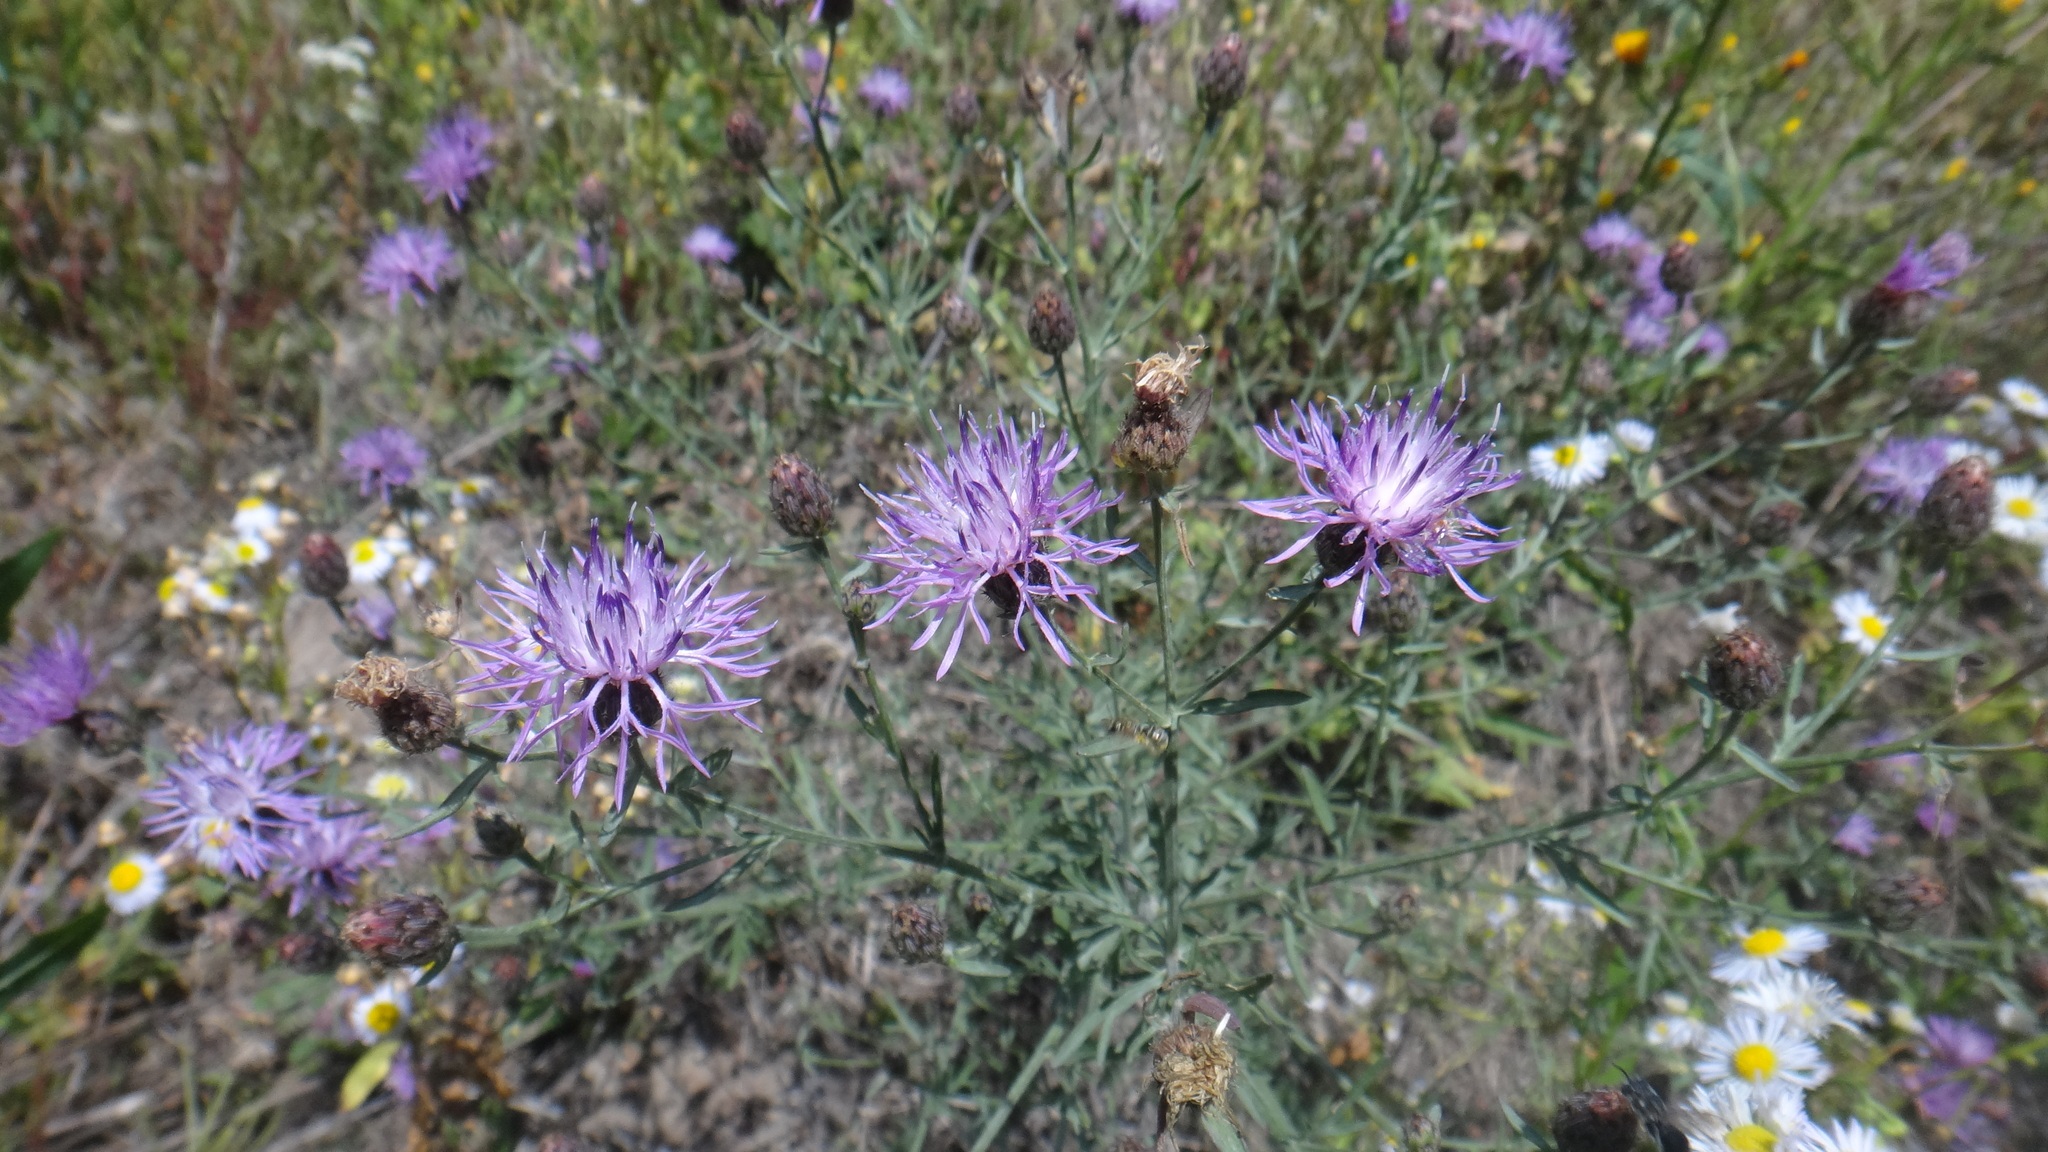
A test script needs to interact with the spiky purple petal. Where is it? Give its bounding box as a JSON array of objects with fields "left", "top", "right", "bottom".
[
  {"left": 141, "top": 724, "right": 320, "bottom": 879},
  {"left": 340, "top": 426, "right": 428, "bottom": 502},
  {"left": 0, "top": 627, "right": 98, "bottom": 746},
  {"left": 272, "top": 809, "right": 391, "bottom": 916},
  {"left": 359, "top": 227, "right": 456, "bottom": 313},
  {"left": 1481, "top": 7, "right": 1573, "bottom": 80},
  {"left": 405, "top": 110, "right": 496, "bottom": 210}
]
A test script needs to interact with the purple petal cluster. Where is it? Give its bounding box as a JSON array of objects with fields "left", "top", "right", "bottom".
[
  {"left": 405, "top": 110, "right": 496, "bottom": 210},
  {"left": 141, "top": 723, "right": 321, "bottom": 879},
  {"left": 340, "top": 425, "right": 429, "bottom": 502},
  {"left": 1241, "top": 388, "right": 1520, "bottom": 633},
  {"left": 458, "top": 521, "right": 777, "bottom": 803},
  {"left": 1689, "top": 322, "right": 1730, "bottom": 366},
  {"left": 1909, "top": 1015, "right": 1999, "bottom": 1122},
  {"left": 360, "top": 226, "right": 456, "bottom": 313},
  {"left": 0, "top": 628, "right": 98, "bottom": 746},
  {"left": 1619, "top": 309, "right": 1670, "bottom": 353},
  {"left": 551, "top": 331, "right": 603, "bottom": 376},
  {"left": 1860, "top": 435, "right": 1957, "bottom": 512},
  {"left": 684, "top": 225, "right": 738, "bottom": 266},
  {"left": 271, "top": 809, "right": 391, "bottom": 916},
  {"left": 862, "top": 413, "right": 1135, "bottom": 678},
  {"left": 1831, "top": 812, "right": 1879, "bottom": 857},
  {"left": 1581, "top": 214, "right": 1647, "bottom": 261},
  {"left": 1481, "top": 6, "right": 1574, "bottom": 81},
  {"left": 1114, "top": 0, "right": 1179, "bottom": 25},
  {"left": 858, "top": 67, "right": 913, "bottom": 118},
  {"left": 1881, "top": 231, "right": 1975, "bottom": 299}
]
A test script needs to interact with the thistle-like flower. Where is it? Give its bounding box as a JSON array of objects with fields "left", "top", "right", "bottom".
[
  {"left": 1851, "top": 232, "right": 1975, "bottom": 340},
  {"left": 141, "top": 724, "right": 320, "bottom": 879},
  {"left": 684, "top": 224, "right": 738, "bottom": 266},
  {"left": 1481, "top": 6, "right": 1574, "bottom": 81},
  {"left": 0, "top": 627, "right": 99, "bottom": 746},
  {"left": 1114, "top": 0, "right": 1178, "bottom": 28},
  {"left": 359, "top": 226, "right": 455, "bottom": 313},
  {"left": 862, "top": 413, "right": 1134, "bottom": 678},
  {"left": 1243, "top": 389, "right": 1518, "bottom": 633},
  {"left": 270, "top": 810, "right": 391, "bottom": 916},
  {"left": 404, "top": 110, "right": 496, "bottom": 210},
  {"left": 857, "top": 67, "right": 913, "bottom": 118},
  {"left": 1858, "top": 436, "right": 1956, "bottom": 513},
  {"left": 339, "top": 426, "right": 428, "bottom": 502},
  {"left": 457, "top": 520, "right": 776, "bottom": 802}
]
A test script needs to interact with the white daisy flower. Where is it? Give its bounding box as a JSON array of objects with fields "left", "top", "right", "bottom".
[
  {"left": 395, "top": 553, "right": 438, "bottom": 591},
  {"left": 1656, "top": 991, "right": 1692, "bottom": 1015},
  {"left": 2009, "top": 866, "right": 2048, "bottom": 909},
  {"left": 1994, "top": 1002, "right": 2034, "bottom": 1033},
  {"left": 350, "top": 979, "right": 412, "bottom": 1045},
  {"left": 1696, "top": 603, "right": 1744, "bottom": 635},
  {"left": 1943, "top": 439, "right": 2002, "bottom": 467},
  {"left": 1829, "top": 591, "right": 1891, "bottom": 657},
  {"left": 1711, "top": 922, "right": 1829, "bottom": 985},
  {"left": 365, "top": 769, "right": 421, "bottom": 802},
  {"left": 1340, "top": 979, "right": 1376, "bottom": 1008},
  {"left": 1484, "top": 894, "right": 1520, "bottom": 929},
  {"left": 451, "top": 476, "right": 496, "bottom": 510},
  {"left": 1646, "top": 1014, "right": 1706, "bottom": 1049},
  {"left": 103, "top": 853, "right": 167, "bottom": 915},
  {"left": 1612, "top": 419, "right": 1658, "bottom": 454},
  {"left": 2000, "top": 377, "right": 2048, "bottom": 419},
  {"left": 225, "top": 534, "right": 273, "bottom": 568},
  {"left": 1992, "top": 476, "right": 2048, "bottom": 543},
  {"left": 1679, "top": 1081, "right": 1811, "bottom": 1152},
  {"left": 1694, "top": 1012, "right": 1831, "bottom": 1091},
  {"left": 1797, "top": 1118, "right": 1888, "bottom": 1152},
  {"left": 1841, "top": 998, "right": 1879, "bottom": 1028},
  {"left": 157, "top": 567, "right": 232, "bottom": 619},
  {"left": 347, "top": 537, "right": 396, "bottom": 585},
  {"left": 1528, "top": 433, "right": 1614, "bottom": 490},
  {"left": 230, "top": 497, "right": 283, "bottom": 540},
  {"left": 1730, "top": 969, "right": 1857, "bottom": 1036},
  {"left": 1886, "top": 1001, "right": 1925, "bottom": 1035}
]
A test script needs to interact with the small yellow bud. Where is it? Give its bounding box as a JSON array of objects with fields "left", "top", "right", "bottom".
[
  {"left": 1721, "top": 33, "right": 1739, "bottom": 52},
  {"left": 2020, "top": 178, "right": 2040, "bottom": 197},
  {"left": 1781, "top": 117, "right": 1802, "bottom": 136},
  {"left": 1678, "top": 229, "right": 1699, "bottom": 246},
  {"left": 1612, "top": 29, "right": 1650, "bottom": 65},
  {"left": 1595, "top": 189, "right": 1617, "bottom": 209},
  {"left": 1941, "top": 157, "right": 1968, "bottom": 182},
  {"left": 414, "top": 61, "right": 435, "bottom": 83},
  {"left": 1780, "top": 49, "right": 1810, "bottom": 73}
]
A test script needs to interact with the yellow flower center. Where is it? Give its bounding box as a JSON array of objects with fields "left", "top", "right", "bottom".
[
  {"left": 2008, "top": 497, "right": 2037, "bottom": 519},
  {"left": 108, "top": 861, "right": 145, "bottom": 893},
  {"left": 365, "top": 1001, "right": 402, "bottom": 1035},
  {"left": 368, "top": 772, "right": 415, "bottom": 801},
  {"left": 1726, "top": 1123, "right": 1778, "bottom": 1152},
  {"left": 1742, "top": 927, "right": 1787, "bottom": 957},
  {"left": 235, "top": 541, "right": 262, "bottom": 563},
  {"left": 237, "top": 496, "right": 265, "bottom": 512},
  {"left": 200, "top": 818, "right": 234, "bottom": 849},
  {"left": 1554, "top": 444, "right": 1579, "bottom": 467},
  {"left": 1858, "top": 615, "right": 1888, "bottom": 642},
  {"left": 158, "top": 576, "right": 182, "bottom": 603},
  {"left": 350, "top": 539, "right": 381, "bottom": 565},
  {"left": 1732, "top": 1042, "right": 1778, "bottom": 1082}
]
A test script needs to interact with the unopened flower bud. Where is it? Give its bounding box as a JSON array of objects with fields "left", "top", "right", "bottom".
[
  {"left": 1746, "top": 500, "right": 1802, "bottom": 547},
  {"left": 1384, "top": 9, "right": 1413, "bottom": 65},
  {"left": 1258, "top": 169, "right": 1287, "bottom": 211},
  {"left": 1427, "top": 101, "right": 1459, "bottom": 144},
  {"left": 1367, "top": 569, "right": 1424, "bottom": 635},
  {"left": 1152, "top": 1018, "right": 1237, "bottom": 1123},
  {"left": 1027, "top": 285, "right": 1077, "bottom": 357},
  {"left": 473, "top": 807, "right": 527, "bottom": 860},
  {"left": 725, "top": 109, "right": 768, "bottom": 165},
  {"left": 965, "top": 889, "right": 993, "bottom": 927},
  {"left": 812, "top": 0, "right": 853, "bottom": 26},
  {"left": 1074, "top": 17, "right": 1097, "bottom": 57},
  {"left": 1112, "top": 411, "right": 1193, "bottom": 476},
  {"left": 335, "top": 656, "right": 461, "bottom": 754},
  {"left": 1915, "top": 455, "right": 1993, "bottom": 552},
  {"left": 342, "top": 894, "right": 455, "bottom": 968},
  {"left": 888, "top": 902, "right": 947, "bottom": 963},
  {"left": 573, "top": 173, "right": 612, "bottom": 223},
  {"left": 300, "top": 533, "right": 350, "bottom": 600},
  {"left": 1860, "top": 864, "right": 1948, "bottom": 930},
  {"left": 1551, "top": 1088, "right": 1641, "bottom": 1152},
  {"left": 1195, "top": 34, "right": 1250, "bottom": 122},
  {"left": 943, "top": 85, "right": 982, "bottom": 139},
  {"left": 769, "top": 453, "right": 835, "bottom": 540},
  {"left": 1402, "top": 1109, "right": 1442, "bottom": 1152},
  {"left": 1910, "top": 365, "right": 1979, "bottom": 415},
  {"left": 277, "top": 931, "right": 342, "bottom": 971},
  {"left": 1658, "top": 241, "right": 1698, "bottom": 297},
  {"left": 939, "top": 291, "right": 982, "bottom": 342},
  {"left": 1849, "top": 284, "right": 1909, "bottom": 344},
  {"left": 1706, "top": 627, "right": 1783, "bottom": 713}
]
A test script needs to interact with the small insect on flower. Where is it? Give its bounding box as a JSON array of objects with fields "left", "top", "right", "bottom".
[
  {"left": 1480, "top": 6, "right": 1574, "bottom": 81},
  {"left": 1243, "top": 388, "right": 1518, "bottom": 634},
  {"left": 863, "top": 413, "right": 1132, "bottom": 677},
  {"left": 1830, "top": 590, "right": 1893, "bottom": 657},
  {"left": 458, "top": 519, "right": 776, "bottom": 802},
  {"left": 684, "top": 224, "right": 738, "bottom": 266},
  {"left": 350, "top": 978, "right": 413, "bottom": 1045},
  {"left": 0, "top": 627, "right": 99, "bottom": 747},
  {"left": 1673, "top": 1081, "right": 1811, "bottom": 1152},
  {"left": 856, "top": 67, "right": 913, "bottom": 118},
  {"left": 1711, "top": 922, "right": 1829, "bottom": 985},
  {"left": 405, "top": 109, "right": 495, "bottom": 210},
  {"left": 1694, "top": 1012, "right": 1831, "bottom": 1091},
  {"left": 1527, "top": 433, "right": 1612, "bottom": 490},
  {"left": 340, "top": 426, "right": 428, "bottom": 503},
  {"left": 104, "top": 853, "right": 167, "bottom": 915},
  {"left": 359, "top": 226, "right": 456, "bottom": 314},
  {"left": 141, "top": 724, "right": 320, "bottom": 880},
  {"left": 2000, "top": 377, "right": 2048, "bottom": 418}
]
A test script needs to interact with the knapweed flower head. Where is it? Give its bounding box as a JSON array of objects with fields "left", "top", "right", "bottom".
[
  {"left": 863, "top": 413, "right": 1133, "bottom": 677},
  {"left": 458, "top": 520, "right": 776, "bottom": 801},
  {"left": 141, "top": 724, "right": 320, "bottom": 879},
  {"left": 1690, "top": 322, "right": 1731, "bottom": 366},
  {"left": 684, "top": 224, "right": 738, "bottom": 265},
  {"left": 1527, "top": 432, "right": 1611, "bottom": 490},
  {"left": 1481, "top": 6, "right": 1573, "bottom": 81},
  {"left": 404, "top": 110, "right": 495, "bottom": 210},
  {"left": 359, "top": 226, "right": 455, "bottom": 313},
  {"left": 1710, "top": 921, "right": 1828, "bottom": 984},
  {"left": 1879, "top": 231, "right": 1974, "bottom": 298},
  {"left": 1694, "top": 1011, "right": 1831, "bottom": 1090},
  {"left": 270, "top": 810, "right": 391, "bottom": 916},
  {"left": 1922, "top": 1014, "right": 1998, "bottom": 1069},
  {"left": 1859, "top": 436, "right": 1956, "bottom": 512},
  {"left": 0, "top": 627, "right": 99, "bottom": 746},
  {"left": 1581, "top": 213, "right": 1648, "bottom": 261},
  {"left": 1909, "top": 1014, "right": 1998, "bottom": 1121},
  {"left": 1832, "top": 812, "right": 1880, "bottom": 857},
  {"left": 104, "top": 852, "right": 167, "bottom": 915},
  {"left": 1114, "top": 0, "right": 1179, "bottom": 27},
  {"left": 1620, "top": 307, "right": 1672, "bottom": 353},
  {"left": 1242, "top": 388, "right": 1518, "bottom": 633},
  {"left": 550, "top": 331, "right": 603, "bottom": 376},
  {"left": 857, "top": 67, "right": 913, "bottom": 117},
  {"left": 339, "top": 426, "right": 428, "bottom": 502}
]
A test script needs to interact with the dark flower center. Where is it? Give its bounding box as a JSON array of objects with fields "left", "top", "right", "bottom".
[
  {"left": 1313, "top": 525, "right": 1402, "bottom": 585},
  {"left": 981, "top": 560, "right": 1053, "bottom": 619},
  {"left": 585, "top": 677, "right": 665, "bottom": 733}
]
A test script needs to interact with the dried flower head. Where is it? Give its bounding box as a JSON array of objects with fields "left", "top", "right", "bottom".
[
  {"left": 271, "top": 810, "right": 391, "bottom": 916},
  {"left": 405, "top": 110, "right": 495, "bottom": 210},
  {"left": 360, "top": 226, "right": 456, "bottom": 313},
  {"left": 342, "top": 893, "right": 455, "bottom": 968},
  {"left": 1132, "top": 343, "right": 1203, "bottom": 407},
  {"left": 1915, "top": 455, "right": 1993, "bottom": 551},
  {"left": 340, "top": 426, "right": 428, "bottom": 503},
  {"left": 457, "top": 520, "right": 776, "bottom": 803},
  {"left": 0, "top": 627, "right": 98, "bottom": 747},
  {"left": 888, "top": 902, "right": 948, "bottom": 963},
  {"left": 334, "top": 655, "right": 461, "bottom": 754},
  {"left": 769, "top": 453, "right": 836, "bottom": 540},
  {"left": 1026, "top": 285, "right": 1077, "bottom": 357},
  {"left": 939, "top": 291, "right": 983, "bottom": 341},
  {"left": 1242, "top": 388, "right": 1519, "bottom": 633},
  {"left": 863, "top": 413, "right": 1134, "bottom": 678},
  {"left": 141, "top": 724, "right": 320, "bottom": 879},
  {"left": 1705, "top": 627, "right": 1784, "bottom": 713},
  {"left": 1550, "top": 1087, "right": 1639, "bottom": 1152},
  {"left": 1152, "top": 1020, "right": 1237, "bottom": 1126}
]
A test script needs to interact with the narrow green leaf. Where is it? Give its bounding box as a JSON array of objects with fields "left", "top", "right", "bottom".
[
  {"left": 1265, "top": 582, "right": 1320, "bottom": 602},
  {"left": 1289, "top": 760, "right": 1336, "bottom": 837},
  {"left": 339, "top": 1040, "right": 402, "bottom": 1111},
  {"left": 1501, "top": 1101, "right": 1557, "bottom": 1151},
  {"left": 948, "top": 953, "right": 1014, "bottom": 978},
  {"left": 1201, "top": 1108, "right": 1251, "bottom": 1152},
  {"left": 0, "top": 529, "right": 61, "bottom": 644},
  {"left": 1473, "top": 714, "right": 1571, "bottom": 750},
  {"left": 0, "top": 903, "right": 107, "bottom": 1007},
  {"left": 1194, "top": 689, "right": 1311, "bottom": 716},
  {"left": 1730, "top": 740, "right": 1800, "bottom": 791},
  {"left": 389, "top": 758, "right": 497, "bottom": 840}
]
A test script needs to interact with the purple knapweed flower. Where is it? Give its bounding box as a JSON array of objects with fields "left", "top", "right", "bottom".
[
  {"left": 684, "top": 225, "right": 738, "bottom": 266},
  {"left": 1241, "top": 388, "right": 1520, "bottom": 634},
  {"left": 862, "top": 413, "right": 1134, "bottom": 678},
  {"left": 340, "top": 426, "right": 429, "bottom": 502},
  {"left": 359, "top": 226, "right": 456, "bottom": 313},
  {"left": 1582, "top": 214, "right": 1648, "bottom": 261},
  {"left": 551, "top": 331, "right": 603, "bottom": 376},
  {"left": 1881, "top": 232, "right": 1975, "bottom": 299},
  {"left": 1689, "top": 322, "right": 1731, "bottom": 366},
  {"left": 141, "top": 724, "right": 320, "bottom": 879},
  {"left": 388, "top": 1046, "right": 418, "bottom": 1102},
  {"left": 575, "top": 235, "right": 610, "bottom": 277},
  {"left": 1631, "top": 248, "right": 1680, "bottom": 315},
  {"left": 1832, "top": 812, "right": 1880, "bottom": 857},
  {"left": 1910, "top": 1015, "right": 1999, "bottom": 1122},
  {"left": 1482, "top": 6, "right": 1574, "bottom": 81},
  {"left": 1916, "top": 797, "right": 1959, "bottom": 839},
  {"left": 0, "top": 627, "right": 98, "bottom": 746},
  {"left": 1389, "top": 1, "right": 1411, "bottom": 27},
  {"left": 1620, "top": 308, "right": 1671, "bottom": 353},
  {"left": 1860, "top": 436, "right": 1957, "bottom": 513},
  {"left": 858, "top": 67, "right": 912, "bottom": 118},
  {"left": 458, "top": 520, "right": 776, "bottom": 803},
  {"left": 1115, "top": 0, "right": 1179, "bottom": 25},
  {"left": 405, "top": 110, "right": 496, "bottom": 210},
  {"left": 271, "top": 810, "right": 391, "bottom": 916},
  {"left": 352, "top": 591, "right": 398, "bottom": 641}
]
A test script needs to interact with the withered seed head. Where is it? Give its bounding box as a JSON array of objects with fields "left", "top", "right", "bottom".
[
  {"left": 943, "top": 85, "right": 982, "bottom": 138},
  {"left": 1914, "top": 455, "right": 1993, "bottom": 552},
  {"left": 1026, "top": 285, "right": 1077, "bottom": 357},
  {"left": 1550, "top": 1087, "right": 1641, "bottom": 1152},
  {"left": 887, "top": 902, "right": 948, "bottom": 964},
  {"left": 334, "top": 656, "right": 461, "bottom": 754},
  {"left": 342, "top": 894, "right": 455, "bottom": 968},
  {"left": 1705, "top": 627, "right": 1784, "bottom": 713},
  {"left": 1151, "top": 1020, "right": 1237, "bottom": 1125},
  {"left": 473, "top": 807, "right": 527, "bottom": 860},
  {"left": 939, "top": 291, "right": 983, "bottom": 342}
]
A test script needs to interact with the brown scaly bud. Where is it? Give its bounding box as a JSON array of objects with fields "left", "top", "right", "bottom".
[
  {"left": 943, "top": 84, "right": 982, "bottom": 139},
  {"left": 725, "top": 109, "right": 768, "bottom": 166},
  {"left": 1428, "top": 101, "right": 1459, "bottom": 145},
  {"left": 1384, "top": 10, "right": 1413, "bottom": 65},
  {"left": 335, "top": 656, "right": 461, "bottom": 754},
  {"left": 887, "top": 902, "right": 947, "bottom": 964},
  {"left": 1909, "top": 365, "right": 1980, "bottom": 416},
  {"left": 1705, "top": 627, "right": 1784, "bottom": 713},
  {"left": 1746, "top": 500, "right": 1803, "bottom": 547},
  {"left": 1849, "top": 284, "right": 1909, "bottom": 344},
  {"left": 299, "top": 533, "right": 350, "bottom": 600},
  {"left": 1027, "top": 285, "right": 1077, "bottom": 357},
  {"left": 1367, "top": 569, "right": 1424, "bottom": 635},
  {"left": 964, "top": 889, "right": 994, "bottom": 928},
  {"left": 1112, "top": 411, "right": 1194, "bottom": 477},
  {"left": 1151, "top": 1016, "right": 1237, "bottom": 1126},
  {"left": 473, "top": 807, "right": 527, "bottom": 860},
  {"left": 1860, "top": 863, "right": 1948, "bottom": 931},
  {"left": 939, "top": 291, "right": 983, "bottom": 342},
  {"left": 1195, "top": 34, "right": 1250, "bottom": 122},
  {"left": 1114, "top": 344, "right": 1209, "bottom": 478},
  {"left": 1551, "top": 1087, "right": 1641, "bottom": 1152},
  {"left": 1074, "top": 17, "right": 1097, "bottom": 58},
  {"left": 342, "top": 894, "right": 455, "bottom": 968},
  {"left": 277, "top": 931, "right": 342, "bottom": 972},
  {"left": 1915, "top": 455, "right": 1993, "bottom": 552},
  {"left": 1658, "top": 241, "right": 1698, "bottom": 298},
  {"left": 573, "top": 173, "right": 613, "bottom": 224},
  {"left": 769, "top": 454, "right": 835, "bottom": 540}
]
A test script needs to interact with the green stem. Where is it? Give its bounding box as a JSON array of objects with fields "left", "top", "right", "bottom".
[
  {"left": 1151, "top": 496, "right": 1172, "bottom": 702},
  {"left": 1625, "top": 0, "right": 1733, "bottom": 203},
  {"left": 1182, "top": 587, "right": 1320, "bottom": 709}
]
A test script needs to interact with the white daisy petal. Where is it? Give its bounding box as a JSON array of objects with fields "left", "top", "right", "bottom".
[
  {"left": 1693, "top": 1012, "right": 1831, "bottom": 1091},
  {"left": 1999, "top": 377, "right": 2048, "bottom": 419},
  {"left": 1828, "top": 591, "right": 1891, "bottom": 657},
  {"left": 1678, "top": 1081, "right": 1811, "bottom": 1152},
  {"left": 104, "top": 853, "right": 167, "bottom": 915},
  {"left": 349, "top": 979, "right": 413, "bottom": 1045},
  {"left": 1992, "top": 476, "right": 2048, "bottom": 543},
  {"left": 1529, "top": 433, "right": 1614, "bottom": 490}
]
